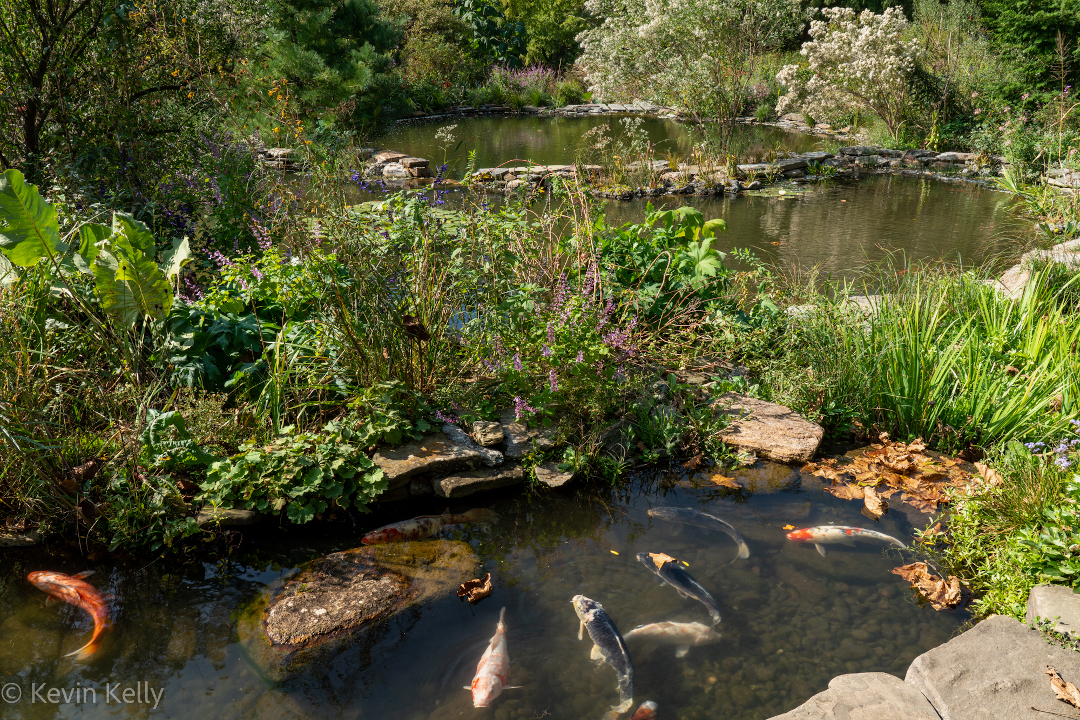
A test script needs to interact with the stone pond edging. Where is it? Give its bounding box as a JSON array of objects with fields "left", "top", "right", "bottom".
[{"left": 768, "top": 584, "right": 1080, "bottom": 720}]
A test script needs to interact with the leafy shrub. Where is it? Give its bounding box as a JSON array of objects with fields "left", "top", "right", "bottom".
[{"left": 198, "top": 422, "right": 387, "bottom": 523}]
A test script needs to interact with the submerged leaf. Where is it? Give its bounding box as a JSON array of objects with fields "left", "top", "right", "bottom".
[
  {"left": 861, "top": 486, "right": 888, "bottom": 521},
  {"left": 824, "top": 481, "right": 864, "bottom": 501},
  {"left": 891, "top": 562, "right": 963, "bottom": 610},
  {"left": 457, "top": 573, "right": 493, "bottom": 604},
  {"left": 707, "top": 473, "right": 741, "bottom": 489}
]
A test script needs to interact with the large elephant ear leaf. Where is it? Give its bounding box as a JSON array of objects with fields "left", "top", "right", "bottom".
[
  {"left": 93, "top": 245, "right": 172, "bottom": 324},
  {"left": 160, "top": 236, "right": 193, "bottom": 282},
  {"left": 74, "top": 222, "right": 111, "bottom": 274},
  {"left": 0, "top": 169, "right": 67, "bottom": 267},
  {"left": 111, "top": 212, "right": 156, "bottom": 258}
]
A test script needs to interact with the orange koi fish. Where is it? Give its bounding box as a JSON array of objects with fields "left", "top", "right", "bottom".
[
  {"left": 28, "top": 570, "right": 112, "bottom": 660},
  {"left": 786, "top": 525, "right": 906, "bottom": 556},
  {"left": 360, "top": 508, "right": 497, "bottom": 545},
  {"left": 470, "top": 607, "right": 511, "bottom": 707},
  {"left": 629, "top": 701, "right": 658, "bottom": 720}
]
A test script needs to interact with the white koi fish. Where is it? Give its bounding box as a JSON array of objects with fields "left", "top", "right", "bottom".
[
  {"left": 623, "top": 621, "right": 721, "bottom": 658},
  {"left": 786, "top": 525, "right": 907, "bottom": 557},
  {"left": 470, "top": 607, "right": 511, "bottom": 707}
]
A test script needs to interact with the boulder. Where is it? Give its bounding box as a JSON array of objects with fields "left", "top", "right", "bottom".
[
  {"left": 0, "top": 529, "right": 41, "bottom": 547},
  {"left": 767, "top": 672, "right": 940, "bottom": 719},
  {"left": 905, "top": 614, "right": 1080, "bottom": 720},
  {"left": 1027, "top": 585, "right": 1080, "bottom": 638},
  {"left": 534, "top": 462, "right": 575, "bottom": 488},
  {"left": 372, "top": 150, "right": 407, "bottom": 164},
  {"left": 935, "top": 151, "right": 977, "bottom": 163},
  {"left": 801, "top": 151, "right": 836, "bottom": 162},
  {"left": 399, "top": 157, "right": 428, "bottom": 169},
  {"left": 780, "top": 112, "right": 807, "bottom": 123},
  {"left": 442, "top": 424, "right": 503, "bottom": 467},
  {"left": 716, "top": 393, "right": 824, "bottom": 463},
  {"left": 382, "top": 163, "right": 409, "bottom": 178},
  {"left": 372, "top": 433, "right": 484, "bottom": 490},
  {"left": 838, "top": 146, "right": 880, "bottom": 156},
  {"left": 196, "top": 508, "right": 258, "bottom": 527},
  {"left": 432, "top": 464, "right": 525, "bottom": 498},
  {"left": 500, "top": 409, "right": 558, "bottom": 458},
  {"left": 238, "top": 540, "right": 478, "bottom": 681},
  {"left": 471, "top": 420, "right": 505, "bottom": 447},
  {"left": 994, "top": 238, "right": 1080, "bottom": 298}
]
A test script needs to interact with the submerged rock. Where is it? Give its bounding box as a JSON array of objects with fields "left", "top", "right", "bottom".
[
  {"left": 239, "top": 540, "right": 478, "bottom": 681},
  {"left": 767, "top": 672, "right": 939, "bottom": 719},
  {"left": 717, "top": 393, "right": 824, "bottom": 463}
]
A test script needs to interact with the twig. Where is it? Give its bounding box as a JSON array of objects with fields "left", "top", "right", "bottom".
[{"left": 1032, "top": 707, "right": 1080, "bottom": 718}]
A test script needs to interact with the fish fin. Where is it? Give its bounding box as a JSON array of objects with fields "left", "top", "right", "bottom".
[
  {"left": 710, "top": 612, "right": 722, "bottom": 627},
  {"left": 590, "top": 644, "right": 603, "bottom": 661},
  {"left": 814, "top": 544, "right": 828, "bottom": 557},
  {"left": 463, "top": 686, "right": 471, "bottom": 691},
  {"left": 503, "top": 686, "right": 523, "bottom": 690},
  {"left": 72, "top": 570, "right": 94, "bottom": 580},
  {"left": 578, "top": 620, "right": 585, "bottom": 641},
  {"left": 735, "top": 543, "right": 750, "bottom": 561},
  {"left": 841, "top": 538, "right": 857, "bottom": 546},
  {"left": 612, "top": 696, "right": 633, "bottom": 713},
  {"left": 45, "top": 596, "right": 57, "bottom": 607},
  {"left": 675, "top": 645, "right": 690, "bottom": 658},
  {"left": 674, "top": 588, "right": 690, "bottom": 599},
  {"left": 64, "top": 639, "right": 100, "bottom": 661}
]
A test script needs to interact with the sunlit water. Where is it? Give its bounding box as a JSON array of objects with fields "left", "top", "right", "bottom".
[{"left": 0, "top": 469, "right": 966, "bottom": 720}]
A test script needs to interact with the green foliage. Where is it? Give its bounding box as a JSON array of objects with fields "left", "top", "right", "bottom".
[
  {"left": 503, "top": 0, "right": 591, "bottom": 67},
  {"left": 140, "top": 408, "right": 219, "bottom": 471},
  {"left": 980, "top": 0, "right": 1080, "bottom": 100},
  {"left": 454, "top": 0, "right": 526, "bottom": 67},
  {"left": 198, "top": 422, "right": 387, "bottom": 523},
  {"left": 103, "top": 469, "right": 202, "bottom": 553},
  {"left": 0, "top": 169, "right": 67, "bottom": 267}
]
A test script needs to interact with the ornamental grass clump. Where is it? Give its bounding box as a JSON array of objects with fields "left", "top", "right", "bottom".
[{"left": 776, "top": 7, "right": 921, "bottom": 141}]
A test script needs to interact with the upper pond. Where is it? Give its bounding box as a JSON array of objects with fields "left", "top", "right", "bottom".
[
  {"left": 0, "top": 470, "right": 965, "bottom": 720},
  {"left": 368, "top": 116, "right": 1024, "bottom": 275}
]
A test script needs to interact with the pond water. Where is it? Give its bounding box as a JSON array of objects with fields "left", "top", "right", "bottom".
[
  {"left": 0, "top": 469, "right": 966, "bottom": 720},
  {"left": 378, "top": 115, "right": 821, "bottom": 174}
]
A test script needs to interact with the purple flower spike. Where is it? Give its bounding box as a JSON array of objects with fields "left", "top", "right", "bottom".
[
  {"left": 513, "top": 354, "right": 522, "bottom": 371},
  {"left": 513, "top": 395, "right": 537, "bottom": 421},
  {"left": 549, "top": 369, "right": 558, "bottom": 392}
]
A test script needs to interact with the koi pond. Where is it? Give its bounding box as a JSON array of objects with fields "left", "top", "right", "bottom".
[
  {"left": 357, "top": 117, "right": 1025, "bottom": 275},
  {"left": 0, "top": 467, "right": 966, "bottom": 720}
]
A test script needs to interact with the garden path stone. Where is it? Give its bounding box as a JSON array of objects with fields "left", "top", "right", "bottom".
[
  {"left": 432, "top": 463, "right": 525, "bottom": 498},
  {"left": 441, "top": 425, "right": 503, "bottom": 466},
  {"left": 0, "top": 530, "right": 41, "bottom": 547},
  {"left": 372, "top": 433, "right": 484, "bottom": 490},
  {"left": 499, "top": 409, "right": 557, "bottom": 458},
  {"left": 196, "top": 508, "right": 259, "bottom": 527},
  {"left": 533, "top": 462, "right": 575, "bottom": 488},
  {"left": 767, "top": 672, "right": 940, "bottom": 719},
  {"left": 716, "top": 394, "right": 823, "bottom": 463},
  {"left": 905, "top": 614, "right": 1080, "bottom": 720},
  {"left": 471, "top": 420, "right": 505, "bottom": 447},
  {"left": 1026, "top": 585, "right": 1080, "bottom": 638}
]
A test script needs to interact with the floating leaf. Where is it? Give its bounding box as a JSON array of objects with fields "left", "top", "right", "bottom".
[
  {"left": 891, "top": 562, "right": 963, "bottom": 610},
  {"left": 1047, "top": 666, "right": 1080, "bottom": 709},
  {"left": 647, "top": 552, "right": 676, "bottom": 569},
  {"left": 457, "top": 573, "right": 493, "bottom": 604},
  {"left": 708, "top": 473, "right": 741, "bottom": 489},
  {"left": 862, "top": 486, "right": 888, "bottom": 521},
  {"left": 824, "top": 481, "right": 864, "bottom": 500}
]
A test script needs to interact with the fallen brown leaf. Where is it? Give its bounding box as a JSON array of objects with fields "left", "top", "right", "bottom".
[
  {"left": 824, "top": 481, "right": 865, "bottom": 501},
  {"left": 647, "top": 552, "right": 677, "bottom": 569},
  {"left": 861, "top": 486, "right": 888, "bottom": 521},
  {"left": 1048, "top": 666, "right": 1080, "bottom": 709},
  {"left": 891, "top": 562, "right": 964, "bottom": 610},
  {"left": 457, "top": 573, "right": 493, "bottom": 604},
  {"left": 707, "top": 473, "right": 742, "bottom": 489},
  {"left": 682, "top": 453, "right": 704, "bottom": 471},
  {"left": 974, "top": 462, "right": 1003, "bottom": 488}
]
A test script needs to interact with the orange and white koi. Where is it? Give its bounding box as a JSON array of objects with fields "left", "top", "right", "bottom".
[
  {"left": 786, "top": 525, "right": 906, "bottom": 557},
  {"left": 470, "top": 607, "right": 510, "bottom": 707},
  {"left": 623, "top": 621, "right": 721, "bottom": 658},
  {"left": 27, "top": 570, "right": 112, "bottom": 660},
  {"left": 360, "top": 508, "right": 497, "bottom": 545},
  {"left": 629, "top": 701, "right": 658, "bottom": 720}
]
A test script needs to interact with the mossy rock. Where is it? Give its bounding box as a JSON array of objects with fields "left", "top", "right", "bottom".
[{"left": 238, "top": 540, "right": 479, "bottom": 681}]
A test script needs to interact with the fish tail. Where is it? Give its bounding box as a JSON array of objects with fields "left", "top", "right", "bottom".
[
  {"left": 710, "top": 610, "right": 722, "bottom": 627},
  {"left": 498, "top": 606, "right": 506, "bottom": 626},
  {"left": 612, "top": 695, "right": 633, "bottom": 714},
  {"left": 734, "top": 542, "right": 750, "bottom": 561},
  {"left": 64, "top": 639, "right": 101, "bottom": 661}
]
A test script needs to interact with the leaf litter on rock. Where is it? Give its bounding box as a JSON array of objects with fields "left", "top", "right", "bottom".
[
  {"left": 1048, "top": 666, "right": 1080, "bottom": 710},
  {"left": 802, "top": 433, "right": 975, "bottom": 515}
]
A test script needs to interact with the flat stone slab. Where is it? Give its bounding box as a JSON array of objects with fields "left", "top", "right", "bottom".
[
  {"left": 1027, "top": 585, "right": 1080, "bottom": 638},
  {"left": 534, "top": 462, "right": 575, "bottom": 488},
  {"left": 906, "top": 614, "right": 1080, "bottom": 720},
  {"left": 372, "top": 433, "right": 483, "bottom": 489},
  {"left": 433, "top": 464, "right": 524, "bottom": 498},
  {"left": 499, "top": 409, "right": 557, "bottom": 458},
  {"left": 0, "top": 530, "right": 41, "bottom": 547},
  {"left": 717, "top": 393, "right": 824, "bottom": 463},
  {"left": 442, "top": 424, "right": 503, "bottom": 466},
  {"left": 196, "top": 508, "right": 258, "bottom": 527},
  {"left": 768, "top": 672, "right": 940, "bottom": 719}
]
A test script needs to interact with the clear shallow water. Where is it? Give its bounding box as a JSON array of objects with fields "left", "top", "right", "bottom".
[
  {"left": 377, "top": 116, "right": 820, "bottom": 174},
  {"left": 0, "top": 469, "right": 966, "bottom": 720}
]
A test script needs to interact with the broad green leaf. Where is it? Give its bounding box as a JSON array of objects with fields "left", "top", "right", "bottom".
[
  {"left": 160, "top": 236, "right": 193, "bottom": 281},
  {"left": 74, "top": 222, "right": 111, "bottom": 274},
  {"left": 0, "top": 252, "right": 15, "bottom": 286},
  {"left": 702, "top": 218, "right": 727, "bottom": 237},
  {"left": 92, "top": 244, "right": 172, "bottom": 324},
  {"left": 0, "top": 169, "right": 66, "bottom": 266},
  {"left": 111, "top": 212, "right": 156, "bottom": 258}
]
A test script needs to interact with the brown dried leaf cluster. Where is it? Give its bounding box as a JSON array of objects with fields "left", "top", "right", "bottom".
[
  {"left": 1048, "top": 666, "right": 1080, "bottom": 709},
  {"left": 647, "top": 552, "right": 677, "bottom": 569},
  {"left": 890, "top": 562, "right": 963, "bottom": 610},
  {"left": 458, "top": 573, "right": 493, "bottom": 604},
  {"left": 803, "top": 434, "right": 975, "bottom": 515}
]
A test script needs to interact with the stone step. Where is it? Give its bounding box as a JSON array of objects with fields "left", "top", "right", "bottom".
[
  {"left": 768, "top": 672, "right": 940, "bottom": 719},
  {"left": 716, "top": 393, "right": 824, "bottom": 463}
]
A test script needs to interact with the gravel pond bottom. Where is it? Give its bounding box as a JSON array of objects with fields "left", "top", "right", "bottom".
[{"left": 0, "top": 467, "right": 966, "bottom": 720}]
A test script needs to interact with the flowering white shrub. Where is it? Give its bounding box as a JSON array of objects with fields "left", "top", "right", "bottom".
[
  {"left": 776, "top": 7, "right": 921, "bottom": 140},
  {"left": 576, "top": 0, "right": 806, "bottom": 136}
]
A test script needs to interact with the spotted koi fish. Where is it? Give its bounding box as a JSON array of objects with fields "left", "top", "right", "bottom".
[
  {"left": 470, "top": 607, "right": 511, "bottom": 707},
  {"left": 786, "top": 525, "right": 907, "bottom": 557},
  {"left": 360, "top": 508, "right": 497, "bottom": 545},
  {"left": 623, "top": 621, "right": 721, "bottom": 658},
  {"left": 27, "top": 570, "right": 111, "bottom": 660}
]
